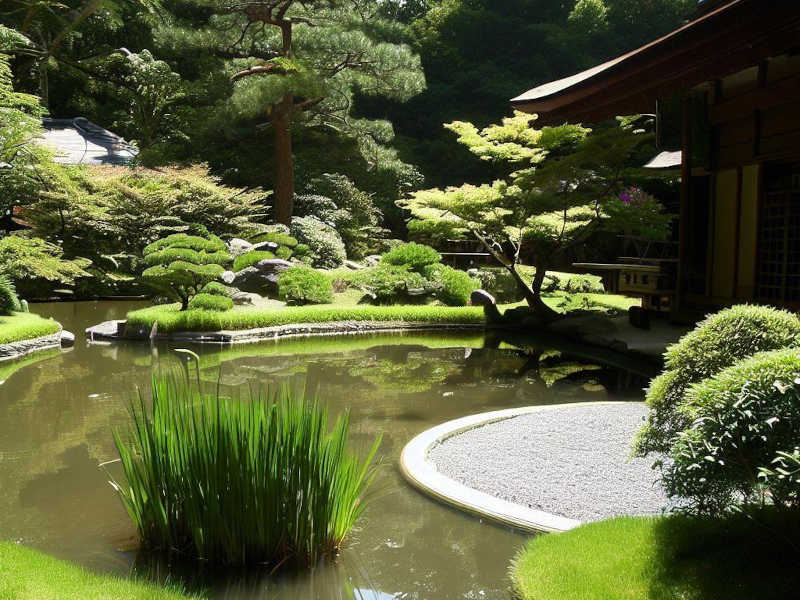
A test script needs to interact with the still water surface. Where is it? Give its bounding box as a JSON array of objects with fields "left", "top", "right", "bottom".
[{"left": 0, "top": 301, "right": 646, "bottom": 599}]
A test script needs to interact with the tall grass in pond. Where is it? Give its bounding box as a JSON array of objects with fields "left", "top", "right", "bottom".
[{"left": 110, "top": 373, "right": 380, "bottom": 567}]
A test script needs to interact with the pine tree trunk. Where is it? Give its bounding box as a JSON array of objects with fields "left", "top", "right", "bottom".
[
  {"left": 273, "top": 93, "right": 294, "bottom": 226},
  {"left": 506, "top": 263, "right": 560, "bottom": 322}
]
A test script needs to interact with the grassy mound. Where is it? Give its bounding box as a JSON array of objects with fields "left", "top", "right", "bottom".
[
  {"left": 0, "top": 542, "right": 197, "bottom": 600},
  {"left": 511, "top": 512, "right": 800, "bottom": 600},
  {"left": 126, "top": 303, "right": 485, "bottom": 333},
  {"left": 0, "top": 312, "right": 61, "bottom": 345}
]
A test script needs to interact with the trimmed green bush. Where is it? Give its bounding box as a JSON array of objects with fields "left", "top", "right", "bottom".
[
  {"left": 251, "top": 231, "right": 298, "bottom": 248},
  {"left": 278, "top": 266, "right": 333, "bottom": 305},
  {"left": 759, "top": 448, "right": 800, "bottom": 509},
  {"left": 354, "top": 264, "right": 429, "bottom": 304},
  {"left": 274, "top": 245, "right": 293, "bottom": 260},
  {"left": 188, "top": 292, "right": 233, "bottom": 312},
  {"left": 381, "top": 242, "right": 441, "bottom": 272},
  {"left": 424, "top": 264, "right": 478, "bottom": 306},
  {"left": 233, "top": 250, "right": 276, "bottom": 272},
  {"left": 200, "top": 281, "right": 231, "bottom": 297},
  {"left": 0, "top": 312, "right": 61, "bottom": 344},
  {"left": 664, "top": 348, "right": 800, "bottom": 514},
  {"left": 291, "top": 216, "right": 347, "bottom": 268},
  {"left": 635, "top": 305, "right": 800, "bottom": 457},
  {"left": 0, "top": 275, "right": 21, "bottom": 315},
  {"left": 142, "top": 230, "right": 230, "bottom": 310},
  {"left": 111, "top": 374, "right": 380, "bottom": 566}
]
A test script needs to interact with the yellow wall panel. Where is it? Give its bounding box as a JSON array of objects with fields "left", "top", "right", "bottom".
[
  {"left": 711, "top": 169, "right": 738, "bottom": 299},
  {"left": 737, "top": 165, "right": 760, "bottom": 298}
]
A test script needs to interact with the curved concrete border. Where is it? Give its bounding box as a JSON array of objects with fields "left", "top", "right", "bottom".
[
  {"left": 0, "top": 330, "right": 64, "bottom": 362},
  {"left": 87, "top": 319, "right": 487, "bottom": 344},
  {"left": 400, "top": 402, "right": 633, "bottom": 533}
]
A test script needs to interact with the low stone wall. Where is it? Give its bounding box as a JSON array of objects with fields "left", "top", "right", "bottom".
[
  {"left": 87, "top": 319, "right": 487, "bottom": 345},
  {"left": 0, "top": 330, "right": 64, "bottom": 362}
]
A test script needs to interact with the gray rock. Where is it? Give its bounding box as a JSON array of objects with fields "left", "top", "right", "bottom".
[
  {"left": 231, "top": 291, "right": 262, "bottom": 306},
  {"left": 60, "top": 330, "right": 76, "bottom": 347},
  {"left": 364, "top": 255, "right": 382, "bottom": 267},
  {"left": 470, "top": 289, "right": 495, "bottom": 306},
  {"left": 549, "top": 314, "right": 618, "bottom": 339},
  {"left": 252, "top": 241, "right": 279, "bottom": 252},
  {"left": 227, "top": 237, "right": 253, "bottom": 257},
  {"left": 344, "top": 260, "right": 365, "bottom": 270},
  {"left": 230, "top": 259, "right": 293, "bottom": 296},
  {"left": 221, "top": 270, "right": 236, "bottom": 285}
]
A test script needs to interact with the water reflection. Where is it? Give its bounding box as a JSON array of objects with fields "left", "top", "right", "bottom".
[{"left": 0, "top": 302, "right": 649, "bottom": 599}]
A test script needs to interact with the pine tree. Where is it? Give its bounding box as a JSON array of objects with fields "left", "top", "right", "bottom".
[{"left": 160, "top": 0, "right": 425, "bottom": 225}]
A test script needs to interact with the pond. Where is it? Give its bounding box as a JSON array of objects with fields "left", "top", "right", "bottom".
[{"left": 0, "top": 301, "right": 649, "bottom": 599}]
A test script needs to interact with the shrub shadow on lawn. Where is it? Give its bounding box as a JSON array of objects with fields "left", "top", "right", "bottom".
[{"left": 648, "top": 509, "right": 800, "bottom": 600}]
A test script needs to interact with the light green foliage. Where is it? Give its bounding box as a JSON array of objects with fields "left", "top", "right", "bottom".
[
  {"left": 233, "top": 251, "right": 276, "bottom": 272},
  {"left": 111, "top": 374, "right": 380, "bottom": 566},
  {"left": 470, "top": 267, "right": 604, "bottom": 303},
  {"left": 381, "top": 242, "right": 441, "bottom": 272},
  {"left": 0, "top": 312, "right": 61, "bottom": 344},
  {"left": 635, "top": 305, "right": 800, "bottom": 457},
  {"left": 274, "top": 245, "right": 292, "bottom": 260},
  {"left": 568, "top": 0, "right": 609, "bottom": 35},
  {"left": 141, "top": 230, "right": 230, "bottom": 310},
  {"left": 0, "top": 275, "right": 21, "bottom": 315},
  {"left": 353, "top": 264, "right": 429, "bottom": 304},
  {"left": 290, "top": 216, "right": 347, "bottom": 268},
  {"left": 0, "top": 541, "right": 198, "bottom": 600},
  {"left": 278, "top": 266, "right": 333, "bottom": 305},
  {"left": 423, "top": 264, "right": 478, "bottom": 306},
  {"left": 511, "top": 512, "right": 800, "bottom": 600},
  {"left": 188, "top": 293, "right": 233, "bottom": 312},
  {"left": 759, "top": 449, "right": 800, "bottom": 509},
  {"left": 251, "top": 231, "right": 298, "bottom": 249},
  {"left": 664, "top": 349, "right": 800, "bottom": 514},
  {"left": 126, "top": 303, "right": 484, "bottom": 333},
  {"left": 0, "top": 235, "right": 91, "bottom": 297},
  {"left": 23, "top": 166, "right": 268, "bottom": 275},
  {"left": 400, "top": 112, "right": 670, "bottom": 318}
]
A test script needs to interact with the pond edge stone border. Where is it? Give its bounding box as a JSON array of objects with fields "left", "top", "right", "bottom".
[
  {"left": 400, "top": 402, "right": 639, "bottom": 534},
  {"left": 86, "top": 319, "right": 487, "bottom": 344},
  {"left": 0, "top": 329, "right": 67, "bottom": 362}
]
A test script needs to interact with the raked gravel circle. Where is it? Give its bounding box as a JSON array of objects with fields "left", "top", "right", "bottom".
[{"left": 427, "top": 403, "right": 672, "bottom": 522}]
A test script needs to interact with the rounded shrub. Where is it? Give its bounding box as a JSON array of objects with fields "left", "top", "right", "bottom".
[
  {"left": 201, "top": 282, "right": 232, "bottom": 297},
  {"left": 424, "top": 264, "right": 478, "bottom": 306},
  {"left": 233, "top": 250, "right": 275, "bottom": 272},
  {"left": 354, "top": 264, "right": 428, "bottom": 304},
  {"left": 0, "top": 275, "right": 21, "bottom": 315},
  {"left": 188, "top": 293, "right": 234, "bottom": 312},
  {"left": 275, "top": 245, "right": 293, "bottom": 260},
  {"left": 252, "top": 231, "right": 298, "bottom": 249},
  {"left": 663, "top": 348, "right": 800, "bottom": 514},
  {"left": 278, "top": 266, "right": 333, "bottom": 305},
  {"left": 290, "top": 216, "right": 346, "bottom": 269},
  {"left": 381, "top": 242, "right": 441, "bottom": 273},
  {"left": 635, "top": 305, "right": 800, "bottom": 457}
]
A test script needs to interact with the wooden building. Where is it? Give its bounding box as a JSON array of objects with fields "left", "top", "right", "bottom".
[{"left": 511, "top": 0, "right": 800, "bottom": 314}]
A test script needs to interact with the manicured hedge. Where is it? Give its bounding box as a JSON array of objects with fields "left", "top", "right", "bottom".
[
  {"left": 278, "top": 266, "right": 333, "bottom": 305},
  {"left": 0, "top": 312, "right": 61, "bottom": 344}
]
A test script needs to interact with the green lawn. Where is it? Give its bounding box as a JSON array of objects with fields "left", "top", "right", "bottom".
[
  {"left": 0, "top": 542, "right": 200, "bottom": 600},
  {"left": 511, "top": 512, "right": 800, "bottom": 600},
  {"left": 0, "top": 312, "right": 61, "bottom": 345},
  {"left": 126, "top": 291, "right": 638, "bottom": 334}
]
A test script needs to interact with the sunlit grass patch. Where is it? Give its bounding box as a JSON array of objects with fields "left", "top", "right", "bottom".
[{"left": 0, "top": 312, "right": 61, "bottom": 345}]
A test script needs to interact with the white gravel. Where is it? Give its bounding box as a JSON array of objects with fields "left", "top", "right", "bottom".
[{"left": 427, "top": 403, "right": 671, "bottom": 522}]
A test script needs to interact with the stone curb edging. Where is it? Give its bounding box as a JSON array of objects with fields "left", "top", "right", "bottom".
[
  {"left": 0, "top": 330, "right": 65, "bottom": 362},
  {"left": 87, "top": 319, "right": 487, "bottom": 344},
  {"left": 400, "top": 401, "right": 637, "bottom": 534}
]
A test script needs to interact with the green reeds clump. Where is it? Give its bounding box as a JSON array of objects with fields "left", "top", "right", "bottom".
[{"left": 110, "top": 374, "right": 380, "bottom": 567}]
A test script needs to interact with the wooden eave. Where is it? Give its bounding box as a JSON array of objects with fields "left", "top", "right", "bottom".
[{"left": 510, "top": 0, "right": 800, "bottom": 124}]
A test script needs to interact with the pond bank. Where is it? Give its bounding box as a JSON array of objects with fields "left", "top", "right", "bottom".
[{"left": 402, "top": 402, "right": 671, "bottom": 532}]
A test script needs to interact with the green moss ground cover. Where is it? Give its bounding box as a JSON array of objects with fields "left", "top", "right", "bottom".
[
  {"left": 511, "top": 512, "right": 800, "bottom": 600},
  {"left": 0, "top": 312, "right": 61, "bottom": 345},
  {"left": 0, "top": 541, "right": 198, "bottom": 600},
  {"left": 127, "top": 303, "right": 486, "bottom": 333}
]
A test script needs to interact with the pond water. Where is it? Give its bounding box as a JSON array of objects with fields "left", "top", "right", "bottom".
[{"left": 0, "top": 301, "right": 649, "bottom": 599}]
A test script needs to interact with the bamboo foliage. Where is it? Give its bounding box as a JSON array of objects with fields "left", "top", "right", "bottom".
[{"left": 110, "top": 373, "right": 380, "bottom": 567}]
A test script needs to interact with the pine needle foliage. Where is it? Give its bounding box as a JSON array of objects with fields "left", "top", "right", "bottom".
[{"left": 110, "top": 373, "right": 381, "bottom": 567}]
